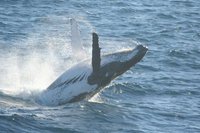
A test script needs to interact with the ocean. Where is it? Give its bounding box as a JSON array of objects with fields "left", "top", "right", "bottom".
[{"left": 0, "top": 0, "right": 200, "bottom": 133}]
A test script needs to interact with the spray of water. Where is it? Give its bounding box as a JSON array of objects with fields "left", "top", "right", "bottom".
[{"left": 0, "top": 16, "right": 87, "bottom": 100}]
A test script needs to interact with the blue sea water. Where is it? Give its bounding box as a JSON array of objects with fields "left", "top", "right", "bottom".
[{"left": 0, "top": 0, "right": 200, "bottom": 133}]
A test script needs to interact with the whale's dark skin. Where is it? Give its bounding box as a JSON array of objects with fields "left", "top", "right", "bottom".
[{"left": 69, "top": 33, "right": 148, "bottom": 103}]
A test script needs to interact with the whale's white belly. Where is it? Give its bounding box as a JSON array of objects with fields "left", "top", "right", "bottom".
[
  {"left": 37, "top": 62, "right": 97, "bottom": 106},
  {"left": 37, "top": 80, "right": 97, "bottom": 106}
]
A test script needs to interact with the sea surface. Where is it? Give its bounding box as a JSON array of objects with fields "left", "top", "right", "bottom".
[{"left": 0, "top": 0, "right": 200, "bottom": 133}]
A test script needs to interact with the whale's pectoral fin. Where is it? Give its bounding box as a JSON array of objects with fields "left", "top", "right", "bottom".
[
  {"left": 92, "top": 33, "right": 101, "bottom": 73},
  {"left": 70, "top": 18, "right": 86, "bottom": 60}
]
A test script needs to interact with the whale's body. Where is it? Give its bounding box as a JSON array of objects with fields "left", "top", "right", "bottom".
[{"left": 37, "top": 31, "right": 148, "bottom": 106}]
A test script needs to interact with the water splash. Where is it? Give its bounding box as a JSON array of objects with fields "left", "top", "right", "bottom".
[
  {"left": 88, "top": 93, "right": 105, "bottom": 103},
  {"left": 0, "top": 16, "right": 85, "bottom": 99}
]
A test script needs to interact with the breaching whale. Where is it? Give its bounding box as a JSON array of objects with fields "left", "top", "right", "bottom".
[{"left": 37, "top": 33, "right": 148, "bottom": 106}]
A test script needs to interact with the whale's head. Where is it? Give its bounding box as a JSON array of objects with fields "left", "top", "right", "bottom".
[{"left": 88, "top": 44, "right": 148, "bottom": 87}]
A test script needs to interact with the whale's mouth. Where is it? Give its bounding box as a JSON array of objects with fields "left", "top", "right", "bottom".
[
  {"left": 132, "top": 45, "right": 148, "bottom": 61},
  {"left": 125, "top": 44, "right": 147, "bottom": 67}
]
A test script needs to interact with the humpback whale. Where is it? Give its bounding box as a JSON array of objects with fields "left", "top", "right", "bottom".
[{"left": 37, "top": 33, "right": 148, "bottom": 106}]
